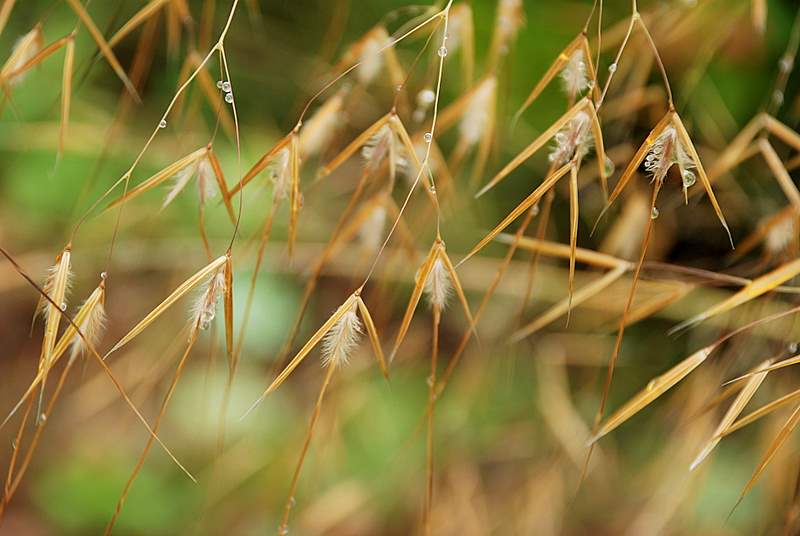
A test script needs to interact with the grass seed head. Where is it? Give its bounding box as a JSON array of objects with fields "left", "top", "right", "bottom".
[
  {"left": 560, "top": 49, "right": 589, "bottom": 100},
  {"left": 191, "top": 267, "right": 226, "bottom": 331},
  {"left": 321, "top": 301, "right": 363, "bottom": 369},
  {"left": 549, "top": 111, "right": 592, "bottom": 166},
  {"left": 460, "top": 77, "right": 497, "bottom": 147},
  {"left": 424, "top": 258, "right": 452, "bottom": 310}
]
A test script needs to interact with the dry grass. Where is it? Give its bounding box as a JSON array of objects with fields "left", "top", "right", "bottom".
[{"left": 2, "top": 0, "right": 800, "bottom": 534}]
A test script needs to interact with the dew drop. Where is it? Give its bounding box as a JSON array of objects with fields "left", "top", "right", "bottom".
[
  {"left": 100, "top": 271, "right": 108, "bottom": 280},
  {"left": 603, "top": 156, "right": 615, "bottom": 177},
  {"left": 159, "top": 119, "right": 167, "bottom": 129},
  {"left": 650, "top": 207, "right": 660, "bottom": 220},
  {"left": 682, "top": 170, "right": 696, "bottom": 188},
  {"left": 437, "top": 46, "right": 448, "bottom": 58},
  {"left": 39, "top": 413, "right": 47, "bottom": 422},
  {"left": 221, "top": 81, "right": 231, "bottom": 93},
  {"left": 224, "top": 92, "right": 234, "bottom": 104},
  {"left": 417, "top": 88, "right": 436, "bottom": 106},
  {"left": 216, "top": 80, "right": 224, "bottom": 89},
  {"left": 423, "top": 132, "right": 433, "bottom": 143},
  {"left": 60, "top": 302, "right": 67, "bottom": 311},
  {"left": 608, "top": 62, "right": 618, "bottom": 73}
]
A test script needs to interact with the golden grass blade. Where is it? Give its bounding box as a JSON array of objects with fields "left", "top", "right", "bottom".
[
  {"left": 389, "top": 245, "right": 439, "bottom": 361},
  {"left": 207, "top": 149, "right": 236, "bottom": 224},
  {"left": 513, "top": 34, "right": 582, "bottom": 122},
  {"left": 64, "top": 0, "right": 140, "bottom": 101},
  {"left": 671, "top": 258, "right": 800, "bottom": 333},
  {"left": 250, "top": 294, "right": 357, "bottom": 408},
  {"left": 733, "top": 402, "right": 800, "bottom": 514},
  {"left": 319, "top": 113, "right": 391, "bottom": 178},
  {"left": 586, "top": 103, "right": 608, "bottom": 196},
  {"left": 460, "top": 163, "right": 572, "bottom": 266},
  {"left": 588, "top": 345, "right": 713, "bottom": 444},
  {"left": 0, "top": 0, "right": 15, "bottom": 38},
  {"left": 223, "top": 256, "right": 234, "bottom": 367},
  {"left": 567, "top": 164, "right": 579, "bottom": 316},
  {"left": 690, "top": 359, "right": 770, "bottom": 471},
  {"left": 108, "top": 0, "right": 170, "bottom": 48},
  {"left": 720, "top": 387, "right": 800, "bottom": 438},
  {"left": 671, "top": 113, "right": 733, "bottom": 246},
  {"left": 288, "top": 133, "right": 301, "bottom": 257},
  {"left": 438, "top": 248, "right": 479, "bottom": 344},
  {"left": 707, "top": 114, "right": 765, "bottom": 181},
  {"left": 105, "top": 147, "right": 207, "bottom": 210},
  {"left": 356, "top": 296, "right": 388, "bottom": 379},
  {"left": 37, "top": 246, "right": 72, "bottom": 420},
  {"left": 510, "top": 264, "right": 628, "bottom": 342},
  {"left": 496, "top": 234, "right": 630, "bottom": 270},
  {"left": 227, "top": 133, "right": 292, "bottom": 199},
  {"left": 758, "top": 138, "right": 800, "bottom": 209},
  {"left": 764, "top": 114, "right": 800, "bottom": 152},
  {"left": 476, "top": 99, "right": 588, "bottom": 198},
  {"left": 106, "top": 255, "right": 227, "bottom": 356},
  {"left": 58, "top": 36, "right": 75, "bottom": 159},
  {"left": 724, "top": 353, "right": 800, "bottom": 385}
]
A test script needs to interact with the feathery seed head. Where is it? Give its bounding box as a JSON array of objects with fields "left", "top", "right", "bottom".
[
  {"left": 196, "top": 156, "right": 217, "bottom": 204},
  {"left": 548, "top": 111, "right": 592, "bottom": 166},
  {"left": 644, "top": 127, "right": 695, "bottom": 187},
  {"left": 268, "top": 147, "right": 292, "bottom": 202},
  {"left": 495, "top": 0, "right": 524, "bottom": 55},
  {"left": 560, "top": 49, "right": 589, "bottom": 99},
  {"left": 321, "top": 301, "right": 363, "bottom": 369},
  {"left": 362, "top": 124, "right": 406, "bottom": 174},
  {"left": 424, "top": 258, "right": 452, "bottom": 310},
  {"left": 4, "top": 27, "right": 43, "bottom": 86},
  {"left": 191, "top": 267, "right": 226, "bottom": 331},
  {"left": 69, "top": 290, "right": 107, "bottom": 361}
]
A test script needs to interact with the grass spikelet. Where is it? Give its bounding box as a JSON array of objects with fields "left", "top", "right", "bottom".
[
  {"left": 488, "top": 0, "right": 524, "bottom": 70},
  {"left": 689, "top": 359, "right": 770, "bottom": 471},
  {"left": 0, "top": 24, "right": 42, "bottom": 86},
  {"left": 514, "top": 33, "right": 599, "bottom": 123},
  {"left": 36, "top": 245, "right": 72, "bottom": 421},
  {"left": 106, "top": 255, "right": 227, "bottom": 356},
  {"left": 0, "top": 278, "right": 105, "bottom": 432},
  {"left": 321, "top": 300, "right": 362, "bottom": 369},
  {"left": 105, "top": 147, "right": 209, "bottom": 210},
  {"left": 670, "top": 258, "right": 800, "bottom": 333},
  {"left": 588, "top": 345, "right": 713, "bottom": 444},
  {"left": 424, "top": 258, "right": 452, "bottom": 310},
  {"left": 299, "top": 90, "right": 345, "bottom": 158},
  {"left": 476, "top": 98, "right": 601, "bottom": 198},
  {"left": 390, "top": 240, "right": 477, "bottom": 362}
]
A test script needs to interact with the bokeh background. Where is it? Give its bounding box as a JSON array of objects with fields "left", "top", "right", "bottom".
[{"left": 2, "top": 0, "right": 800, "bottom": 534}]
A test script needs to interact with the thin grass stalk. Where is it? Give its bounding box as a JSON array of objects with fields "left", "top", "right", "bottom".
[
  {"left": 104, "top": 328, "right": 201, "bottom": 535},
  {"left": 278, "top": 364, "right": 337, "bottom": 534},
  {"left": 424, "top": 305, "right": 441, "bottom": 535}
]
